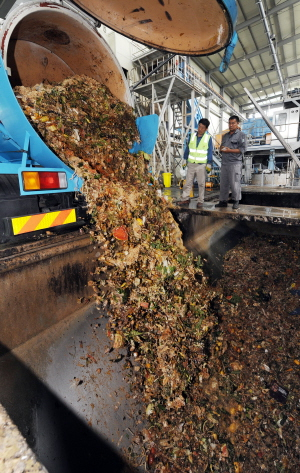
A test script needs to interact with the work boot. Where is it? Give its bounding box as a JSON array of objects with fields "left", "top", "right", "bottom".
[
  {"left": 196, "top": 202, "right": 203, "bottom": 208},
  {"left": 215, "top": 201, "right": 227, "bottom": 208},
  {"left": 232, "top": 201, "right": 240, "bottom": 210},
  {"left": 177, "top": 199, "right": 190, "bottom": 206}
]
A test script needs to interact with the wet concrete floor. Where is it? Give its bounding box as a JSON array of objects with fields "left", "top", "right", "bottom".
[{"left": 164, "top": 185, "right": 300, "bottom": 226}]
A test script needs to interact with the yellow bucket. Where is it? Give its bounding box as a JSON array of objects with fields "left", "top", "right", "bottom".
[{"left": 162, "top": 172, "right": 172, "bottom": 187}]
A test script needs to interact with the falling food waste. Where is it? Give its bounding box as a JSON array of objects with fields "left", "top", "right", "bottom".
[{"left": 15, "top": 76, "right": 300, "bottom": 472}]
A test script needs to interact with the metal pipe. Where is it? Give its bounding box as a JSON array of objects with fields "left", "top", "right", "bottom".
[
  {"left": 244, "top": 87, "right": 300, "bottom": 168},
  {"left": 256, "top": 0, "right": 285, "bottom": 95}
]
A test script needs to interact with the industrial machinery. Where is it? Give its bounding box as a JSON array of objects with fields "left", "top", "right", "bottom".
[
  {"left": 0, "top": 0, "right": 239, "bottom": 244},
  {"left": 242, "top": 84, "right": 300, "bottom": 188}
]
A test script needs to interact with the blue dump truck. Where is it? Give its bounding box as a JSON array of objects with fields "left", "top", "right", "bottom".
[
  {"left": 0, "top": 55, "right": 86, "bottom": 243},
  {"left": 0, "top": 0, "right": 238, "bottom": 244}
]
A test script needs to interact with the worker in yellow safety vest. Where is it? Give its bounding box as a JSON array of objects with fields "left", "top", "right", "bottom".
[{"left": 177, "top": 118, "right": 213, "bottom": 208}]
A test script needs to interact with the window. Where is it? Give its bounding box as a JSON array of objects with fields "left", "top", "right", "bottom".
[
  {"left": 274, "top": 112, "right": 287, "bottom": 132},
  {"left": 274, "top": 113, "right": 287, "bottom": 126}
]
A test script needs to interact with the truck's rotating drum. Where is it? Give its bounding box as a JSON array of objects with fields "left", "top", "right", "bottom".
[{"left": 1, "top": 2, "right": 132, "bottom": 105}]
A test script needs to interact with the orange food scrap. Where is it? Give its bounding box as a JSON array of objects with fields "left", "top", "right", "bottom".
[{"left": 113, "top": 225, "right": 128, "bottom": 240}]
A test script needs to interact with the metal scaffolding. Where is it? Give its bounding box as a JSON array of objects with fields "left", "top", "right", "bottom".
[{"left": 129, "top": 52, "right": 243, "bottom": 180}]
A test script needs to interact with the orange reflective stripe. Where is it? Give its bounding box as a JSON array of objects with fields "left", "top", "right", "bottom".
[
  {"left": 18, "top": 213, "right": 45, "bottom": 234},
  {"left": 50, "top": 209, "right": 73, "bottom": 227},
  {"left": 12, "top": 209, "right": 77, "bottom": 235}
]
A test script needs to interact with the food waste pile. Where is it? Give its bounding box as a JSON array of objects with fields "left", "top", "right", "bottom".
[
  {"left": 15, "top": 77, "right": 300, "bottom": 472},
  {"left": 201, "top": 233, "right": 300, "bottom": 473}
]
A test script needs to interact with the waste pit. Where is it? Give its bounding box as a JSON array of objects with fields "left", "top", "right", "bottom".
[
  {"left": 1, "top": 74, "right": 298, "bottom": 472},
  {"left": 2, "top": 228, "right": 300, "bottom": 473},
  {"left": 196, "top": 231, "right": 300, "bottom": 473}
]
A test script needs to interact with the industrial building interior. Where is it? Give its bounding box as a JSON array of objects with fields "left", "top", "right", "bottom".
[
  {"left": 116, "top": 0, "right": 300, "bottom": 199},
  {"left": 2, "top": 1, "right": 300, "bottom": 472}
]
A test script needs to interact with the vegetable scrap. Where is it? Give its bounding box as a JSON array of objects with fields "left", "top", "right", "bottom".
[{"left": 15, "top": 77, "right": 300, "bottom": 472}]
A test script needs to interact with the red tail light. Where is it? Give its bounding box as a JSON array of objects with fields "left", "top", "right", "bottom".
[{"left": 22, "top": 171, "right": 67, "bottom": 191}]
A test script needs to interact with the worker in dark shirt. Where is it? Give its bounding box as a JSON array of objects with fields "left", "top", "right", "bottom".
[
  {"left": 177, "top": 118, "right": 213, "bottom": 208},
  {"left": 215, "top": 115, "right": 247, "bottom": 210}
]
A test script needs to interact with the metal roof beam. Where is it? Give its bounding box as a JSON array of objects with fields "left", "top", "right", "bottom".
[
  {"left": 245, "top": 100, "right": 285, "bottom": 114},
  {"left": 226, "top": 57, "right": 300, "bottom": 88},
  {"left": 242, "top": 93, "right": 282, "bottom": 108},
  {"left": 236, "top": 0, "right": 299, "bottom": 31},
  {"left": 235, "top": 82, "right": 281, "bottom": 99},
  {"left": 210, "top": 33, "right": 300, "bottom": 72},
  {"left": 238, "top": 1, "right": 268, "bottom": 93},
  {"left": 236, "top": 14, "right": 261, "bottom": 31}
]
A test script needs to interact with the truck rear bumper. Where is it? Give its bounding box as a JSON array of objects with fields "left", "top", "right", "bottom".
[
  {"left": 7, "top": 208, "right": 77, "bottom": 236},
  {"left": 0, "top": 174, "right": 87, "bottom": 242}
]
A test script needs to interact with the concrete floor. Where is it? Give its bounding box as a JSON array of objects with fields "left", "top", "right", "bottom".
[{"left": 164, "top": 185, "right": 300, "bottom": 226}]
